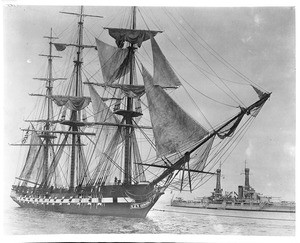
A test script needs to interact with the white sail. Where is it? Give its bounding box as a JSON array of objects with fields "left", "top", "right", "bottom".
[
  {"left": 95, "top": 38, "right": 129, "bottom": 84},
  {"left": 91, "top": 127, "right": 124, "bottom": 185},
  {"left": 142, "top": 65, "right": 208, "bottom": 157},
  {"left": 19, "top": 130, "right": 44, "bottom": 185},
  {"left": 88, "top": 84, "right": 120, "bottom": 158},
  {"left": 151, "top": 37, "right": 182, "bottom": 88}
]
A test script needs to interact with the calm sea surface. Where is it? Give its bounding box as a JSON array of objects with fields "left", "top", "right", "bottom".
[{"left": 3, "top": 197, "right": 295, "bottom": 237}]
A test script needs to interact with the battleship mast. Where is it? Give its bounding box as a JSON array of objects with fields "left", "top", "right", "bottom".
[{"left": 214, "top": 169, "right": 223, "bottom": 197}]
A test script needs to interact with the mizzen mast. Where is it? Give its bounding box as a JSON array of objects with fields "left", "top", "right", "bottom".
[
  {"left": 35, "top": 29, "right": 61, "bottom": 188},
  {"left": 41, "top": 29, "right": 56, "bottom": 187}
]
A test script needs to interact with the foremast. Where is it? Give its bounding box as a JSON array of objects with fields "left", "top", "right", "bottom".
[
  {"left": 124, "top": 6, "right": 137, "bottom": 185},
  {"left": 100, "top": 6, "right": 142, "bottom": 185}
]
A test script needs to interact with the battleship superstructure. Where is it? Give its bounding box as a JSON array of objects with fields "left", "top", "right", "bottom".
[{"left": 171, "top": 167, "right": 295, "bottom": 213}]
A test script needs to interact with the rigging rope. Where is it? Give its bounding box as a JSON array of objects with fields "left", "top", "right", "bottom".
[
  {"left": 163, "top": 8, "right": 245, "bottom": 107},
  {"left": 192, "top": 116, "right": 256, "bottom": 190},
  {"left": 174, "top": 8, "right": 268, "bottom": 92},
  {"left": 138, "top": 9, "right": 241, "bottom": 110},
  {"left": 181, "top": 78, "right": 238, "bottom": 108}
]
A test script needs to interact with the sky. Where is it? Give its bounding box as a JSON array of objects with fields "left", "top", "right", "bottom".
[{"left": 0, "top": 1, "right": 296, "bottom": 212}]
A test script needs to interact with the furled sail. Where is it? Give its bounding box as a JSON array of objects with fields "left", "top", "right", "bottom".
[
  {"left": 54, "top": 43, "right": 67, "bottom": 51},
  {"left": 96, "top": 83, "right": 145, "bottom": 97},
  {"left": 51, "top": 95, "right": 91, "bottom": 111},
  {"left": 19, "top": 130, "right": 44, "bottom": 185},
  {"left": 151, "top": 37, "right": 182, "bottom": 88},
  {"left": 95, "top": 38, "right": 129, "bottom": 84},
  {"left": 105, "top": 27, "right": 161, "bottom": 48},
  {"left": 216, "top": 114, "right": 244, "bottom": 139},
  {"left": 142, "top": 65, "right": 208, "bottom": 157}
]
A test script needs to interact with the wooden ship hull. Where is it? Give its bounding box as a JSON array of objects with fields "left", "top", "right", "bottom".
[{"left": 11, "top": 184, "right": 163, "bottom": 218}]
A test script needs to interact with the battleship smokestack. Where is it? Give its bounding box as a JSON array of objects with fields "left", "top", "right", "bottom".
[
  {"left": 245, "top": 168, "right": 250, "bottom": 190},
  {"left": 215, "top": 169, "right": 221, "bottom": 192},
  {"left": 238, "top": 185, "right": 243, "bottom": 199}
]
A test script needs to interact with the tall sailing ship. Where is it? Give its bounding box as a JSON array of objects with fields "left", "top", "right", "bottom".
[{"left": 10, "top": 6, "right": 271, "bottom": 218}]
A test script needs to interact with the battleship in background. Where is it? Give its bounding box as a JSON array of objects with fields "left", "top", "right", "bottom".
[{"left": 171, "top": 167, "right": 295, "bottom": 213}]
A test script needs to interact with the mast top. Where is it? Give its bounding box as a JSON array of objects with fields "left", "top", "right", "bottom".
[
  {"left": 43, "top": 36, "right": 59, "bottom": 40},
  {"left": 43, "top": 28, "right": 59, "bottom": 40},
  {"left": 60, "top": 11, "right": 103, "bottom": 19},
  {"left": 132, "top": 6, "right": 136, "bottom": 30}
]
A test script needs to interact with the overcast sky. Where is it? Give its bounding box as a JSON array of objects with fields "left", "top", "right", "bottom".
[{"left": 1, "top": 2, "right": 295, "bottom": 206}]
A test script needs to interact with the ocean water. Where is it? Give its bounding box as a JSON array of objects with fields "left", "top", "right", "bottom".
[{"left": 3, "top": 198, "right": 295, "bottom": 236}]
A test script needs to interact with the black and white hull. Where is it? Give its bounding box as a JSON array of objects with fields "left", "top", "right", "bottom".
[{"left": 11, "top": 185, "right": 164, "bottom": 218}]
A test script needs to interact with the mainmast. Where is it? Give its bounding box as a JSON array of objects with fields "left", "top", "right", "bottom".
[
  {"left": 70, "top": 6, "right": 84, "bottom": 191},
  {"left": 58, "top": 6, "right": 103, "bottom": 191}
]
